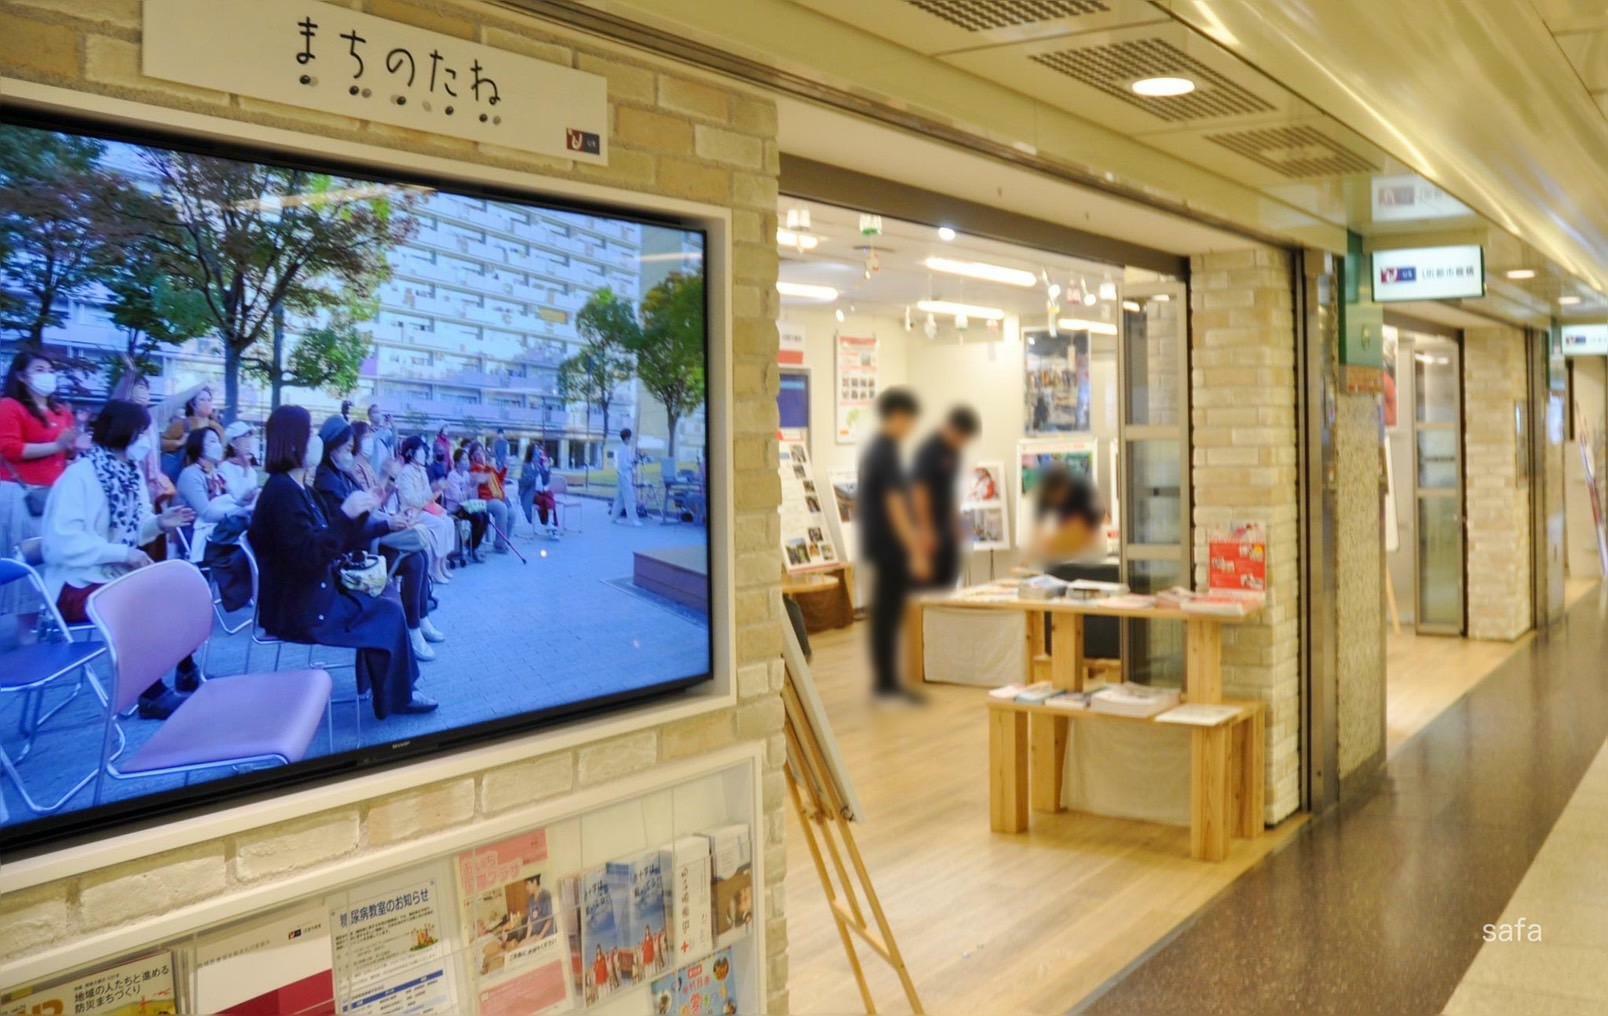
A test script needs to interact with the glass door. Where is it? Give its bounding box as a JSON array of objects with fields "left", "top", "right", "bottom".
[
  {"left": 1119, "top": 280, "right": 1190, "bottom": 683},
  {"left": 1411, "top": 334, "right": 1465, "bottom": 633}
]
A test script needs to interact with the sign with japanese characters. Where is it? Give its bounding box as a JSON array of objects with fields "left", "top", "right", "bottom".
[
  {"left": 1562, "top": 323, "right": 1608, "bottom": 357},
  {"left": 143, "top": 0, "right": 608, "bottom": 164},
  {"left": 1371, "top": 244, "right": 1485, "bottom": 302}
]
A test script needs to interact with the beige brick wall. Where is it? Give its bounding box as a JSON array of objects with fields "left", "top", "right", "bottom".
[
  {"left": 1464, "top": 325, "right": 1532, "bottom": 641},
  {"left": 1190, "top": 248, "right": 1300, "bottom": 822},
  {"left": 0, "top": 0, "right": 789, "bottom": 1009}
]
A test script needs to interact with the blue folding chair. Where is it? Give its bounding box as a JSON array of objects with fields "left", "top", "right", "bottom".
[{"left": 0, "top": 557, "right": 112, "bottom": 814}]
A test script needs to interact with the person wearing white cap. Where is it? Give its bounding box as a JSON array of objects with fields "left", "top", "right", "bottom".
[{"left": 218, "top": 419, "right": 262, "bottom": 506}]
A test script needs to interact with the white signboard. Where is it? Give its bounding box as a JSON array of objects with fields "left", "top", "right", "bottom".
[
  {"left": 144, "top": 0, "right": 608, "bottom": 164},
  {"left": 1370, "top": 174, "right": 1473, "bottom": 223},
  {"left": 1562, "top": 323, "right": 1608, "bottom": 357},
  {"left": 1372, "top": 245, "right": 1485, "bottom": 302}
]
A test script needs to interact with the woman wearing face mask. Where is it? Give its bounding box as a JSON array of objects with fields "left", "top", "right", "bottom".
[
  {"left": 41, "top": 400, "right": 195, "bottom": 717},
  {"left": 312, "top": 416, "right": 445, "bottom": 661},
  {"left": 160, "top": 386, "right": 225, "bottom": 482},
  {"left": 395, "top": 435, "right": 456, "bottom": 582},
  {"left": 177, "top": 426, "right": 253, "bottom": 559},
  {"left": 0, "top": 351, "right": 77, "bottom": 627},
  {"left": 218, "top": 420, "right": 261, "bottom": 505},
  {"left": 248, "top": 405, "right": 436, "bottom": 719}
]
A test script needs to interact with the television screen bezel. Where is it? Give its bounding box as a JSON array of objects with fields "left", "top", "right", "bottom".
[{"left": 0, "top": 110, "right": 719, "bottom": 853}]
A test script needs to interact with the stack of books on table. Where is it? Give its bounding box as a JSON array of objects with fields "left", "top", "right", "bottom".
[
  {"left": 1155, "top": 587, "right": 1266, "bottom": 617},
  {"left": 1089, "top": 682, "right": 1182, "bottom": 718},
  {"left": 1044, "top": 690, "right": 1096, "bottom": 710},
  {"left": 988, "top": 682, "right": 1058, "bottom": 704},
  {"left": 1065, "top": 579, "right": 1128, "bottom": 601}
]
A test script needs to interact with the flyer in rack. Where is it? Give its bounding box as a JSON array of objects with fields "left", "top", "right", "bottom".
[
  {"left": 194, "top": 903, "right": 335, "bottom": 1014},
  {"left": 455, "top": 831, "right": 571, "bottom": 1016},
  {"left": 0, "top": 952, "right": 178, "bottom": 1016},
  {"left": 649, "top": 946, "right": 742, "bottom": 1016},
  {"left": 328, "top": 864, "right": 460, "bottom": 1016}
]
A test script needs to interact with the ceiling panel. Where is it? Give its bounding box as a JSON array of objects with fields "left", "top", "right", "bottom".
[
  {"left": 1552, "top": 30, "right": 1608, "bottom": 90},
  {"left": 1531, "top": 0, "right": 1608, "bottom": 34},
  {"left": 791, "top": 0, "right": 1165, "bottom": 54}
]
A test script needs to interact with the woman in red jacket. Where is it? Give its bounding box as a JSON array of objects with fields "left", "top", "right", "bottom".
[{"left": 0, "top": 351, "right": 77, "bottom": 624}]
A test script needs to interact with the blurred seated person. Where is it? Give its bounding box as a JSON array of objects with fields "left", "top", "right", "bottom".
[
  {"left": 41, "top": 400, "right": 195, "bottom": 717},
  {"left": 443, "top": 448, "right": 488, "bottom": 563},
  {"left": 1026, "top": 463, "right": 1106, "bottom": 565},
  {"left": 518, "top": 444, "right": 559, "bottom": 539},
  {"left": 248, "top": 405, "right": 435, "bottom": 718},
  {"left": 313, "top": 416, "right": 444, "bottom": 660},
  {"left": 218, "top": 420, "right": 261, "bottom": 504},
  {"left": 467, "top": 440, "right": 511, "bottom": 552},
  {"left": 395, "top": 435, "right": 456, "bottom": 582},
  {"left": 159, "top": 385, "right": 224, "bottom": 481}
]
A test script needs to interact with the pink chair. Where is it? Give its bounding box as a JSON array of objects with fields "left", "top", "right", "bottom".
[{"left": 85, "top": 560, "right": 332, "bottom": 804}]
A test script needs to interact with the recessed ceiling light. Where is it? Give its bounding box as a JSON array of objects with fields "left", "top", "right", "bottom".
[
  {"left": 1153, "top": 293, "right": 1171, "bottom": 302},
  {"left": 937, "top": 226, "right": 957, "bottom": 242},
  {"left": 776, "top": 281, "right": 838, "bottom": 302},
  {"left": 1131, "top": 76, "right": 1196, "bottom": 97},
  {"left": 1506, "top": 269, "right": 1536, "bottom": 280},
  {"left": 1558, "top": 295, "right": 1582, "bottom": 305},
  {"left": 923, "top": 256, "right": 1037, "bottom": 288},
  {"left": 916, "top": 299, "right": 1006, "bottom": 321}
]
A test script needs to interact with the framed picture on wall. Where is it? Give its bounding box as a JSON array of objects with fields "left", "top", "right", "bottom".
[
  {"left": 1023, "top": 328, "right": 1092, "bottom": 435},
  {"left": 960, "top": 461, "right": 1009, "bottom": 551}
]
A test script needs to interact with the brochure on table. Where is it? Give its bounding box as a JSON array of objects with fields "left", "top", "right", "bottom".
[
  {"left": 778, "top": 429, "right": 841, "bottom": 573},
  {"left": 1016, "top": 436, "right": 1098, "bottom": 550},
  {"left": 960, "top": 460, "right": 1010, "bottom": 553},
  {"left": 1, "top": 773, "right": 760, "bottom": 1016}
]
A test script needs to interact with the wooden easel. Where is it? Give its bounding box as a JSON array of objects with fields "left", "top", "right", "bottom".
[{"left": 782, "top": 626, "right": 924, "bottom": 1014}]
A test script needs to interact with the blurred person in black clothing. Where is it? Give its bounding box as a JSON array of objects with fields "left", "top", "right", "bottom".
[
  {"left": 911, "top": 404, "right": 980, "bottom": 590},
  {"left": 857, "top": 387, "right": 926, "bottom": 703}
]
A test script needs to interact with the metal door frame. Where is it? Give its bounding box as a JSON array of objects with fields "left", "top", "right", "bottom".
[{"left": 1394, "top": 320, "right": 1466, "bottom": 635}]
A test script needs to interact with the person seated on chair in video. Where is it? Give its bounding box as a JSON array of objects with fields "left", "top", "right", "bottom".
[
  {"left": 466, "top": 440, "right": 511, "bottom": 553},
  {"left": 1027, "top": 462, "right": 1105, "bottom": 565},
  {"left": 910, "top": 404, "right": 980, "bottom": 590},
  {"left": 443, "top": 448, "right": 489, "bottom": 562},
  {"left": 313, "top": 416, "right": 445, "bottom": 663},
  {"left": 41, "top": 400, "right": 195, "bottom": 718},
  {"left": 518, "top": 444, "right": 560, "bottom": 539},
  {"left": 249, "top": 405, "right": 436, "bottom": 719}
]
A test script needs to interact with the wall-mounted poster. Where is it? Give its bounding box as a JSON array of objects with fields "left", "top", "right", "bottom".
[
  {"left": 1024, "top": 329, "right": 1091, "bottom": 434},
  {"left": 835, "top": 334, "right": 878, "bottom": 444},
  {"left": 1016, "top": 437, "right": 1098, "bottom": 549},
  {"left": 328, "top": 864, "right": 460, "bottom": 1016},
  {"left": 779, "top": 434, "right": 839, "bottom": 572},
  {"left": 778, "top": 319, "right": 806, "bottom": 367},
  {"left": 960, "top": 461, "right": 1009, "bottom": 552},
  {"left": 455, "top": 831, "right": 571, "bottom": 1016}
]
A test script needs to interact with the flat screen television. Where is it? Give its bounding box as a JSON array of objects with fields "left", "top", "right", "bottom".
[{"left": 0, "top": 116, "right": 714, "bottom": 850}]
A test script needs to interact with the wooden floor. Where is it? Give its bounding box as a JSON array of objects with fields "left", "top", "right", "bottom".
[
  {"left": 1385, "top": 578, "right": 1600, "bottom": 757},
  {"left": 783, "top": 624, "right": 1303, "bottom": 1016}
]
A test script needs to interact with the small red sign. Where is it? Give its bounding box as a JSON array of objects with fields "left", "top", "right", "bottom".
[{"left": 1208, "top": 524, "right": 1267, "bottom": 593}]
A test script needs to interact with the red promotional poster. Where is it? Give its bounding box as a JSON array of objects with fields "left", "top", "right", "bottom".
[{"left": 1208, "top": 523, "right": 1267, "bottom": 595}]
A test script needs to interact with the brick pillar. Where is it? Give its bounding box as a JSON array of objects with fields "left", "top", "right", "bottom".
[
  {"left": 1336, "top": 392, "right": 1385, "bottom": 780},
  {"left": 1190, "top": 248, "right": 1300, "bottom": 822},
  {"left": 1464, "top": 325, "right": 1533, "bottom": 640}
]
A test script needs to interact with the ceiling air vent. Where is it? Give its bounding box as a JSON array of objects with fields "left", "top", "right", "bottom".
[
  {"left": 1029, "top": 38, "right": 1273, "bottom": 122},
  {"left": 1205, "top": 125, "right": 1379, "bottom": 178},
  {"left": 904, "top": 0, "right": 1109, "bottom": 32}
]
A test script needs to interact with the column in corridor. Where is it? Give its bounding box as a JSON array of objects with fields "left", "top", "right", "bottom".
[
  {"left": 1190, "top": 249, "right": 1300, "bottom": 822},
  {"left": 1464, "top": 325, "right": 1533, "bottom": 640}
]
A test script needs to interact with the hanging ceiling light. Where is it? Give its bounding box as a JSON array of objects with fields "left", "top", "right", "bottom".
[
  {"left": 904, "top": 305, "right": 914, "bottom": 331},
  {"left": 917, "top": 299, "right": 1006, "bottom": 321},
  {"left": 776, "top": 281, "right": 838, "bottom": 302},
  {"left": 775, "top": 228, "right": 819, "bottom": 251},
  {"left": 835, "top": 307, "right": 846, "bottom": 323},
  {"left": 858, "top": 213, "right": 883, "bottom": 237},
  {"left": 923, "top": 313, "right": 938, "bottom": 340},
  {"left": 1057, "top": 318, "right": 1120, "bottom": 336},
  {"left": 784, "top": 207, "right": 812, "bottom": 231},
  {"left": 1098, "top": 280, "right": 1118, "bottom": 302},
  {"left": 924, "top": 256, "right": 1037, "bottom": 288},
  {"left": 1131, "top": 76, "right": 1196, "bottom": 97}
]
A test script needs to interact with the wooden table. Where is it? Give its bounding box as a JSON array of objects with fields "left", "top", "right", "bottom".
[
  {"left": 785, "top": 562, "right": 856, "bottom": 632},
  {"left": 914, "top": 590, "right": 1264, "bottom": 861}
]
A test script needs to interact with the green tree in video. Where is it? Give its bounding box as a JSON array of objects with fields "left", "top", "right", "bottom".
[
  {"left": 0, "top": 127, "right": 146, "bottom": 351},
  {"left": 560, "top": 288, "right": 638, "bottom": 451},
  {"left": 246, "top": 296, "right": 376, "bottom": 409},
  {"left": 633, "top": 272, "right": 705, "bottom": 461},
  {"left": 133, "top": 151, "right": 416, "bottom": 421},
  {"left": 104, "top": 238, "right": 215, "bottom": 382}
]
